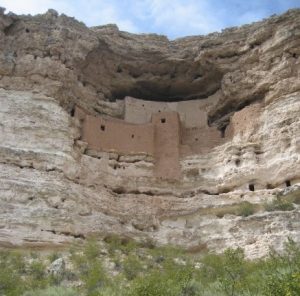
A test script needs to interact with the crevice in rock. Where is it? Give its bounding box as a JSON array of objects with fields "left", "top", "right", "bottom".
[{"left": 41, "top": 229, "right": 86, "bottom": 239}]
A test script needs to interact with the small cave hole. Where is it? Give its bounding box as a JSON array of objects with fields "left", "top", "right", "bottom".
[
  {"left": 193, "top": 73, "right": 203, "bottom": 80},
  {"left": 131, "top": 134, "right": 135, "bottom": 139},
  {"left": 249, "top": 184, "right": 255, "bottom": 192},
  {"left": 266, "top": 184, "right": 274, "bottom": 189},
  {"left": 235, "top": 159, "right": 241, "bottom": 166},
  {"left": 25, "top": 28, "right": 30, "bottom": 33},
  {"left": 82, "top": 81, "right": 87, "bottom": 87},
  {"left": 285, "top": 180, "right": 291, "bottom": 187},
  {"left": 158, "top": 110, "right": 161, "bottom": 113},
  {"left": 70, "top": 107, "right": 75, "bottom": 117},
  {"left": 100, "top": 125, "right": 105, "bottom": 131},
  {"left": 116, "top": 66, "right": 122, "bottom": 73},
  {"left": 161, "top": 118, "right": 166, "bottom": 123},
  {"left": 292, "top": 53, "right": 297, "bottom": 58},
  {"left": 220, "top": 126, "right": 227, "bottom": 138},
  {"left": 195, "top": 138, "right": 198, "bottom": 141}
]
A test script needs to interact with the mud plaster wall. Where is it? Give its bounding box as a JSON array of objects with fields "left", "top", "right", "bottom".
[
  {"left": 152, "top": 112, "right": 181, "bottom": 180},
  {"left": 125, "top": 96, "right": 208, "bottom": 128},
  {"left": 81, "top": 115, "right": 154, "bottom": 155}
]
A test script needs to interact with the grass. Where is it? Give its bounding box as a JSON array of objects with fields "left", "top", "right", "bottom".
[{"left": 204, "top": 201, "right": 258, "bottom": 218}]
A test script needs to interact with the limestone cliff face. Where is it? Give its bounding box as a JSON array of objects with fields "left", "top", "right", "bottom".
[{"left": 0, "top": 7, "right": 300, "bottom": 258}]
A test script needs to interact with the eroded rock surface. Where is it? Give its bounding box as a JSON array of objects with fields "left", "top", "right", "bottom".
[{"left": 0, "top": 7, "right": 300, "bottom": 258}]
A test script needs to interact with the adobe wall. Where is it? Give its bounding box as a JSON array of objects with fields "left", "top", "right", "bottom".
[
  {"left": 81, "top": 114, "right": 154, "bottom": 155},
  {"left": 152, "top": 112, "right": 181, "bottom": 180},
  {"left": 125, "top": 96, "right": 209, "bottom": 128}
]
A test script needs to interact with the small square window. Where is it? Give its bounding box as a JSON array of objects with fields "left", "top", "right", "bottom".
[
  {"left": 100, "top": 125, "right": 105, "bottom": 131},
  {"left": 161, "top": 118, "right": 166, "bottom": 123}
]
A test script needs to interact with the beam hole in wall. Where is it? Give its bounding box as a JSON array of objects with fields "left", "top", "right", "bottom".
[
  {"left": 100, "top": 125, "right": 105, "bottom": 131},
  {"left": 131, "top": 134, "right": 135, "bottom": 138},
  {"left": 285, "top": 180, "right": 291, "bottom": 187},
  {"left": 249, "top": 184, "right": 255, "bottom": 191},
  {"left": 195, "top": 138, "right": 198, "bottom": 141},
  {"left": 161, "top": 118, "right": 166, "bottom": 123}
]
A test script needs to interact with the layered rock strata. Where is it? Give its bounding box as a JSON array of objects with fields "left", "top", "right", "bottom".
[{"left": 0, "top": 7, "right": 300, "bottom": 258}]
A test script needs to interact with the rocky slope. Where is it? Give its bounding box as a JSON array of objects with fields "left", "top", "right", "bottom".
[{"left": 0, "top": 7, "right": 300, "bottom": 258}]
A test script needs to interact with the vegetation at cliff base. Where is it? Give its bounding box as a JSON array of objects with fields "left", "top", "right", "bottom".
[{"left": 0, "top": 237, "right": 299, "bottom": 296}]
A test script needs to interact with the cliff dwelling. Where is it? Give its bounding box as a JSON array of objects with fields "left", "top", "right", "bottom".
[{"left": 75, "top": 96, "right": 233, "bottom": 180}]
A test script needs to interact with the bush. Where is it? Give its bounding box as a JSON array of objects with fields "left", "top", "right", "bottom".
[
  {"left": 0, "top": 251, "right": 26, "bottom": 296},
  {"left": 265, "top": 198, "right": 295, "bottom": 212},
  {"left": 128, "top": 260, "right": 194, "bottom": 296},
  {"left": 218, "top": 248, "right": 246, "bottom": 296},
  {"left": 123, "top": 254, "right": 144, "bottom": 280},
  {"left": 236, "top": 202, "right": 255, "bottom": 217}
]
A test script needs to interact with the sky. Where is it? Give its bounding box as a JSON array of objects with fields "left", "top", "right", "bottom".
[{"left": 0, "top": 0, "right": 299, "bottom": 39}]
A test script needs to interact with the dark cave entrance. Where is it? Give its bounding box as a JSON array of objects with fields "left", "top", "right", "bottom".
[{"left": 249, "top": 184, "right": 255, "bottom": 191}]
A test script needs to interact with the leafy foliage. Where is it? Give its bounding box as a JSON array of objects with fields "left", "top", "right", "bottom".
[{"left": 0, "top": 237, "right": 299, "bottom": 296}]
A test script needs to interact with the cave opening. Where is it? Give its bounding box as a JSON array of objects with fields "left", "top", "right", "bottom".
[
  {"left": 285, "top": 180, "right": 291, "bottom": 187},
  {"left": 249, "top": 184, "right": 255, "bottom": 191}
]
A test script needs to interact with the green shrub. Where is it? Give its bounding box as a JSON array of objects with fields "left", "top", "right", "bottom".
[
  {"left": 123, "top": 254, "right": 144, "bottom": 280},
  {"left": 84, "top": 238, "right": 100, "bottom": 261},
  {"left": 128, "top": 261, "right": 193, "bottom": 296},
  {"left": 47, "top": 252, "right": 61, "bottom": 263},
  {"left": 0, "top": 250, "right": 26, "bottom": 296},
  {"left": 236, "top": 202, "right": 256, "bottom": 217},
  {"left": 82, "top": 261, "right": 107, "bottom": 295},
  {"left": 265, "top": 198, "right": 295, "bottom": 212},
  {"left": 218, "top": 248, "right": 246, "bottom": 296}
]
